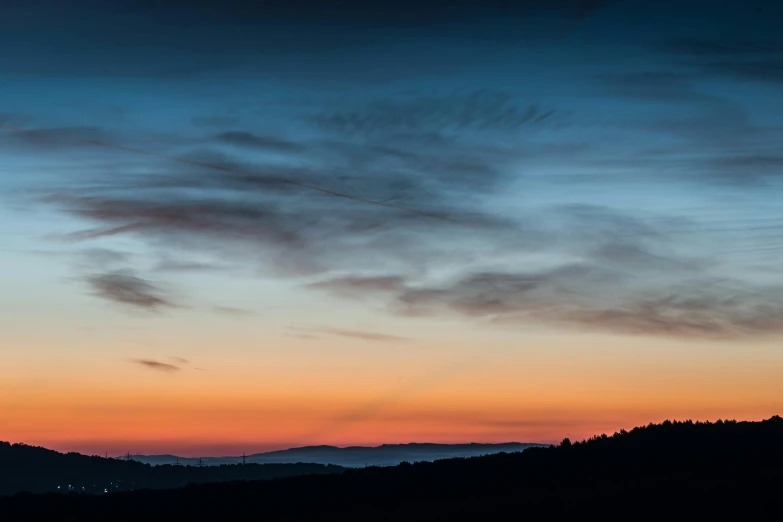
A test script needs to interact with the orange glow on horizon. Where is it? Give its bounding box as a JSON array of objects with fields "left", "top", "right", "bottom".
[{"left": 4, "top": 334, "right": 783, "bottom": 457}]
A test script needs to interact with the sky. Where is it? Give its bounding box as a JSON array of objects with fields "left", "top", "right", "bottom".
[{"left": 2, "top": 0, "right": 783, "bottom": 457}]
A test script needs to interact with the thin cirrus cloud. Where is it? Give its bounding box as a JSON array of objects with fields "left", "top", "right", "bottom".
[
  {"left": 306, "top": 276, "right": 409, "bottom": 299},
  {"left": 130, "top": 359, "right": 181, "bottom": 373},
  {"left": 288, "top": 325, "right": 410, "bottom": 343},
  {"left": 0, "top": 125, "right": 114, "bottom": 154},
  {"left": 666, "top": 37, "right": 783, "bottom": 83},
  {"left": 212, "top": 306, "right": 254, "bottom": 316},
  {"left": 393, "top": 272, "right": 783, "bottom": 340},
  {"left": 312, "top": 93, "right": 556, "bottom": 135},
  {"left": 214, "top": 131, "right": 305, "bottom": 153},
  {"left": 130, "top": 357, "right": 201, "bottom": 373},
  {"left": 593, "top": 67, "right": 783, "bottom": 185}
]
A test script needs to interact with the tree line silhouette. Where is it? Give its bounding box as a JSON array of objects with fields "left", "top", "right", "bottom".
[{"left": 3, "top": 416, "right": 783, "bottom": 520}]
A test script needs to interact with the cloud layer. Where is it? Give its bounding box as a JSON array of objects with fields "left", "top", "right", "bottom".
[
  {"left": 35, "top": 92, "right": 783, "bottom": 336},
  {"left": 4, "top": 0, "right": 783, "bottom": 341}
]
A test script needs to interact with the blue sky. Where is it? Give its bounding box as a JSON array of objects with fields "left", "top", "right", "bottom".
[{"left": 2, "top": 0, "right": 783, "bottom": 452}]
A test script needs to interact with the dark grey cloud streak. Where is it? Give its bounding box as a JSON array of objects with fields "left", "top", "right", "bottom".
[
  {"left": 131, "top": 359, "right": 181, "bottom": 372},
  {"left": 86, "top": 271, "right": 176, "bottom": 311},
  {"left": 395, "top": 273, "right": 783, "bottom": 340},
  {"left": 129, "top": 356, "right": 201, "bottom": 373}
]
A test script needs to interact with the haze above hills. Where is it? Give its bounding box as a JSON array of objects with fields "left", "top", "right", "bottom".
[
  {"left": 0, "top": 441, "right": 541, "bottom": 496},
  {"left": 128, "top": 442, "right": 543, "bottom": 468}
]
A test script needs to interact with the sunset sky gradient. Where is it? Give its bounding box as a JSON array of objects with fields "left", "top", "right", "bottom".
[{"left": 2, "top": 0, "right": 783, "bottom": 456}]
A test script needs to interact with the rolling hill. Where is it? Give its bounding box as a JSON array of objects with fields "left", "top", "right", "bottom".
[
  {"left": 3, "top": 417, "right": 783, "bottom": 520},
  {"left": 0, "top": 441, "right": 342, "bottom": 496}
]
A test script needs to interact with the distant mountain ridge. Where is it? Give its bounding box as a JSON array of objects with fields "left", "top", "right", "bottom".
[
  {"left": 129, "top": 442, "right": 544, "bottom": 468},
  {"left": 0, "top": 442, "right": 342, "bottom": 496}
]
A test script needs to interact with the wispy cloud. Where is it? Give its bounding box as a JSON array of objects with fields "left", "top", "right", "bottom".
[
  {"left": 313, "top": 91, "right": 556, "bottom": 135},
  {"left": 306, "top": 276, "right": 408, "bottom": 299},
  {"left": 41, "top": 107, "right": 519, "bottom": 287},
  {"left": 1, "top": 126, "right": 111, "bottom": 150},
  {"left": 212, "top": 306, "right": 254, "bottom": 316},
  {"left": 152, "top": 258, "right": 229, "bottom": 273},
  {"left": 304, "top": 205, "right": 783, "bottom": 339},
  {"left": 288, "top": 324, "right": 410, "bottom": 343},
  {"left": 85, "top": 271, "right": 176, "bottom": 311},
  {"left": 131, "top": 359, "right": 181, "bottom": 372},
  {"left": 214, "top": 131, "right": 304, "bottom": 152},
  {"left": 391, "top": 271, "right": 783, "bottom": 339},
  {"left": 669, "top": 38, "right": 783, "bottom": 57},
  {"left": 666, "top": 37, "right": 783, "bottom": 83}
]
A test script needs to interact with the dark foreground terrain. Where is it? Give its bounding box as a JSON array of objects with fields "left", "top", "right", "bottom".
[
  {"left": 0, "top": 442, "right": 342, "bottom": 496},
  {"left": 3, "top": 417, "right": 783, "bottom": 521}
]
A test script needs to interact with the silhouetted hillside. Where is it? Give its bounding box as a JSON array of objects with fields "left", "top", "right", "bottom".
[
  {"left": 131, "top": 442, "right": 542, "bottom": 467},
  {"left": 3, "top": 417, "right": 783, "bottom": 520},
  {"left": 0, "top": 442, "right": 342, "bottom": 496}
]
